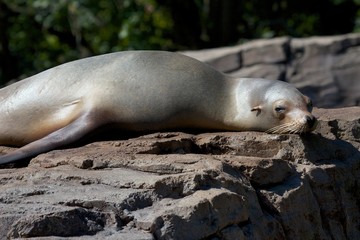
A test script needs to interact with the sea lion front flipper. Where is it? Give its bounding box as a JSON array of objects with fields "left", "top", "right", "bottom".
[{"left": 0, "top": 113, "right": 100, "bottom": 165}]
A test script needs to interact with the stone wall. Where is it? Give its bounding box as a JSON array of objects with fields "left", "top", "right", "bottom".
[{"left": 183, "top": 34, "right": 360, "bottom": 108}]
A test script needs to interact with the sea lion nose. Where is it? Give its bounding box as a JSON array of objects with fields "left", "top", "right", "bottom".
[{"left": 305, "top": 115, "right": 317, "bottom": 129}]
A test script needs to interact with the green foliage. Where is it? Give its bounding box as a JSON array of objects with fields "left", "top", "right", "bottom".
[
  {"left": 1, "top": 0, "right": 359, "bottom": 84},
  {"left": 1, "top": 0, "right": 175, "bottom": 83}
]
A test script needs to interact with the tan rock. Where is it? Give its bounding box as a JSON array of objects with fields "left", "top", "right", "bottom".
[{"left": 0, "top": 107, "right": 359, "bottom": 239}]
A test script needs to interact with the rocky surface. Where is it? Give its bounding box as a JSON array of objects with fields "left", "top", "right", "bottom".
[
  {"left": 1, "top": 35, "right": 360, "bottom": 239},
  {"left": 1, "top": 107, "right": 360, "bottom": 239},
  {"left": 183, "top": 33, "right": 360, "bottom": 108}
]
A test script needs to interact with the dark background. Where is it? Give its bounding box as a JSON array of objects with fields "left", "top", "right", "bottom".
[{"left": 1, "top": 0, "right": 359, "bottom": 86}]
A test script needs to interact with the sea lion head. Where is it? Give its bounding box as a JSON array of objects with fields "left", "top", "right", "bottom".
[{"left": 250, "top": 80, "right": 317, "bottom": 134}]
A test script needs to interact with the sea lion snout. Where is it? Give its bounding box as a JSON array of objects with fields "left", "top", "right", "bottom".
[{"left": 305, "top": 115, "right": 317, "bottom": 131}]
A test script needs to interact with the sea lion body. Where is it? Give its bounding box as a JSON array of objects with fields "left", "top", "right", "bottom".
[{"left": 0, "top": 51, "right": 316, "bottom": 165}]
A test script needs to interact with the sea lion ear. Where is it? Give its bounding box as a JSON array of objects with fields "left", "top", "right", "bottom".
[
  {"left": 251, "top": 106, "right": 262, "bottom": 116},
  {"left": 251, "top": 106, "right": 262, "bottom": 112}
]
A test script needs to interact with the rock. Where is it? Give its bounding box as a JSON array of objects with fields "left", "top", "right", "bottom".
[
  {"left": 2, "top": 34, "right": 360, "bottom": 238},
  {"left": 183, "top": 33, "right": 360, "bottom": 108},
  {"left": 207, "top": 52, "right": 241, "bottom": 73},
  {"left": 314, "top": 107, "right": 360, "bottom": 146},
  {"left": 230, "top": 64, "right": 286, "bottom": 82},
  {"left": 287, "top": 35, "right": 360, "bottom": 107},
  {"left": 8, "top": 208, "right": 106, "bottom": 238},
  {"left": 133, "top": 189, "right": 249, "bottom": 240},
  {"left": 0, "top": 107, "right": 360, "bottom": 239},
  {"left": 240, "top": 37, "right": 289, "bottom": 66}
]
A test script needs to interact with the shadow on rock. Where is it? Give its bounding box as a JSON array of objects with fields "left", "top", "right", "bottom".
[{"left": 300, "top": 133, "right": 360, "bottom": 165}]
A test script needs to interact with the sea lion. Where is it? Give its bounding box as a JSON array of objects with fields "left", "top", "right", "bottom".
[{"left": 0, "top": 51, "right": 316, "bottom": 165}]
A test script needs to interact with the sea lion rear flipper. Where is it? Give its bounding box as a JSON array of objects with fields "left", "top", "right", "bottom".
[{"left": 0, "top": 113, "right": 99, "bottom": 165}]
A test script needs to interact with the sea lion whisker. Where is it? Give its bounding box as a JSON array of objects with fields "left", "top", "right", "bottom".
[
  {"left": 266, "top": 122, "right": 294, "bottom": 134},
  {"left": 290, "top": 121, "right": 303, "bottom": 134},
  {"left": 267, "top": 120, "right": 309, "bottom": 134}
]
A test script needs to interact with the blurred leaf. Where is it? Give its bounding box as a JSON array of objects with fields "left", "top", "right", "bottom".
[{"left": 0, "top": 0, "right": 359, "bottom": 85}]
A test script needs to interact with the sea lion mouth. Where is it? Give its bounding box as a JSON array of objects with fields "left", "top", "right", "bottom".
[{"left": 265, "top": 117, "right": 318, "bottom": 134}]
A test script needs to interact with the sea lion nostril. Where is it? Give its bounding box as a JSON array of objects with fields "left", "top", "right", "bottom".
[{"left": 305, "top": 115, "right": 316, "bottom": 128}]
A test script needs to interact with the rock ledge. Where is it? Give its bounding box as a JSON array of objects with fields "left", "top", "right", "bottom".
[{"left": 1, "top": 107, "right": 360, "bottom": 240}]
